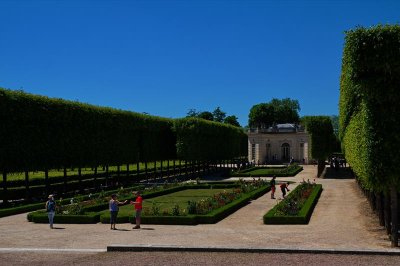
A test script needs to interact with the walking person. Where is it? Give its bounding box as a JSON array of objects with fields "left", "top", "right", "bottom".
[
  {"left": 109, "top": 194, "right": 127, "bottom": 230},
  {"left": 270, "top": 176, "right": 276, "bottom": 199},
  {"left": 280, "top": 182, "right": 290, "bottom": 198},
  {"left": 130, "top": 191, "right": 143, "bottom": 229},
  {"left": 45, "top": 194, "right": 56, "bottom": 229}
]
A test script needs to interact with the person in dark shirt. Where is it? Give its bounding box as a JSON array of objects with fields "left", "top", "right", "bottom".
[
  {"left": 280, "top": 182, "right": 290, "bottom": 198},
  {"left": 270, "top": 176, "right": 276, "bottom": 199}
]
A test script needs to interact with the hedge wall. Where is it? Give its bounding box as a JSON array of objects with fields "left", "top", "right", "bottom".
[
  {"left": 339, "top": 25, "right": 400, "bottom": 246},
  {"left": 174, "top": 118, "right": 248, "bottom": 161},
  {"left": 0, "top": 88, "right": 176, "bottom": 173},
  {"left": 339, "top": 25, "right": 400, "bottom": 191}
]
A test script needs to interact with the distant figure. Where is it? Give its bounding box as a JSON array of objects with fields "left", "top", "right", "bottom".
[
  {"left": 290, "top": 157, "right": 294, "bottom": 165},
  {"left": 109, "top": 194, "right": 127, "bottom": 230},
  {"left": 45, "top": 194, "right": 56, "bottom": 229},
  {"left": 280, "top": 183, "right": 290, "bottom": 198},
  {"left": 131, "top": 191, "right": 143, "bottom": 229},
  {"left": 270, "top": 176, "right": 277, "bottom": 199}
]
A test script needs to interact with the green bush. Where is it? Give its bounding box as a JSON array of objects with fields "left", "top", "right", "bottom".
[
  {"left": 0, "top": 202, "right": 44, "bottom": 218},
  {"left": 28, "top": 210, "right": 100, "bottom": 224},
  {"left": 263, "top": 184, "right": 322, "bottom": 224},
  {"left": 29, "top": 182, "right": 269, "bottom": 225},
  {"left": 0, "top": 87, "right": 176, "bottom": 173},
  {"left": 230, "top": 165, "right": 303, "bottom": 177}
]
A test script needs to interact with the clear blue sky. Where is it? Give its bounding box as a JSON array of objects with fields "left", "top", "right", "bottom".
[{"left": 1, "top": 0, "right": 399, "bottom": 126}]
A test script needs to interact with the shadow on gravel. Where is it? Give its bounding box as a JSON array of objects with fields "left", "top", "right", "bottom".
[
  {"left": 138, "top": 228, "right": 154, "bottom": 231},
  {"left": 322, "top": 166, "right": 354, "bottom": 179},
  {"left": 52, "top": 227, "right": 65, "bottom": 230}
]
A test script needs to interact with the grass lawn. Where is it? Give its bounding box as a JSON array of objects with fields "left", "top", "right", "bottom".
[
  {"left": 5, "top": 160, "right": 188, "bottom": 182},
  {"left": 117, "top": 188, "right": 227, "bottom": 216},
  {"left": 231, "top": 164, "right": 303, "bottom": 177}
]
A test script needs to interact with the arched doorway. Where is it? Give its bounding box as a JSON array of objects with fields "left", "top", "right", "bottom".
[{"left": 281, "top": 143, "right": 290, "bottom": 162}]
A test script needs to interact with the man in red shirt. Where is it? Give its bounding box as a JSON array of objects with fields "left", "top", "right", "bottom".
[{"left": 130, "top": 191, "right": 142, "bottom": 229}]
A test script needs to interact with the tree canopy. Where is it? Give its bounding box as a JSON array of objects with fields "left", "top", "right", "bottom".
[
  {"left": 224, "top": 115, "right": 240, "bottom": 127},
  {"left": 248, "top": 98, "right": 300, "bottom": 128},
  {"left": 186, "top": 107, "right": 240, "bottom": 127}
]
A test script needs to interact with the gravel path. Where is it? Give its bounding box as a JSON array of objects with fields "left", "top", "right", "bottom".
[
  {"left": 0, "top": 165, "right": 397, "bottom": 265},
  {"left": 0, "top": 251, "right": 399, "bottom": 266}
]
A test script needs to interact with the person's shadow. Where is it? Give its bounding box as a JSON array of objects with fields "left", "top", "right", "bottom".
[{"left": 52, "top": 227, "right": 65, "bottom": 230}]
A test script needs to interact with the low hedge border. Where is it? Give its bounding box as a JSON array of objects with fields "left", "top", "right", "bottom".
[
  {"left": 230, "top": 166, "right": 303, "bottom": 177},
  {"left": 99, "top": 185, "right": 271, "bottom": 225},
  {"left": 263, "top": 184, "right": 323, "bottom": 224},
  {"left": 27, "top": 183, "right": 238, "bottom": 223},
  {"left": 27, "top": 210, "right": 100, "bottom": 224},
  {"left": 28, "top": 183, "right": 269, "bottom": 225},
  {"left": 2, "top": 184, "right": 144, "bottom": 218}
]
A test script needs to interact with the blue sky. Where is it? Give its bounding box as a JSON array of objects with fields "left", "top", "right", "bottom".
[{"left": 1, "top": 0, "right": 399, "bottom": 126}]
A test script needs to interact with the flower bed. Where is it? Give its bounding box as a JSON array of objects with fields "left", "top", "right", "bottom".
[
  {"left": 28, "top": 180, "right": 270, "bottom": 225},
  {"left": 263, "top": 183, "right": 322, "bottom": 224},
  {"left": 230, "top": 164, "right": 303, "bottom": 177}
]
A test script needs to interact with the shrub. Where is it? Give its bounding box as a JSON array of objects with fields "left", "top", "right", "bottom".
[{"left": 263, "top": 183, "right": 322, "bottom": 224}]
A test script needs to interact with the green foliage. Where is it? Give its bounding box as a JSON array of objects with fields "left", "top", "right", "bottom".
[
  {"left": 224, "top": 115, "right": 241, "bottom": 127},
  {"left": 0, "top": 88, "right": 176, "bottom": 173},
  {"left": 174, "top": 118, "right": 247, "bottom": 161},
  {"left": 339, "top": 25, "right": 400, "bottom": 190},
  {"left": 248, "top": 98, "right": 300, "bottom": 128},
  {"left": 212, "top": 107, "right": 226, "bottom": 123},
  {"left": 302, "top": 116, "right": 335, "bottom": 160},
  {"left": 171, "top": 204, "right": 181, "bottom": 216},
  {"left": 263, "top": 184, "right": 322, "bottom": 224},
  {"left": 230, "top": 165, "right": 303, "bottom": 177},
  {"left": 197, "top": 111, "right": 214, "bottom": 121},
  {"left": 29, "top": 210, "right": 100, "bottom": 224}
]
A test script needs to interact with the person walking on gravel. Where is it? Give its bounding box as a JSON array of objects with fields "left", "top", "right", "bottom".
[
  {"left": 270, "top": 176, "right": 276, "bottom": 199},
  {"left": 130, "top": 191, "right": 143, "bottom": 229},
  {"left": 45, "top": 194, "right": 56, "bottom": 229},
  {"left": 280, "top": 182, "right": 290, "bottom": 198}
]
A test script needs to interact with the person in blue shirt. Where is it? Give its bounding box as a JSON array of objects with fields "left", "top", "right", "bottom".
[
  {"left": 45, "top": 195, "right": 56, "bottom": 229},
  {"left": 109, "top": 194, "right": 127, "bottom": 230}
]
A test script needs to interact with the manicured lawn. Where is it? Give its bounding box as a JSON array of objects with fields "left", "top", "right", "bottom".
[
  {"left": 5, "top": 160, "right": 188, "bottom": 182},
  {"left": 231, "top": 164, "right": 303, "bottom": 177},
  {"left": 117, "top": 188, "right": 227, "bottom": 215}
]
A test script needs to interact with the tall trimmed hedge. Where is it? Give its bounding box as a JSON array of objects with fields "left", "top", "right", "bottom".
[
  {"left": 302, "top": 116, "right": 335, "bottom": 176},
  {"left": 0, "top": 88, "right": 176, "bottom": 173},
  {"left": 340, "top": 25, "right": 400, "bottom": 190},
  {"left": 174, "top": 118, "right": 247, "bottom": 161},
  {"left": 339, "top": 25, "right": 400, "bottom": 246}
]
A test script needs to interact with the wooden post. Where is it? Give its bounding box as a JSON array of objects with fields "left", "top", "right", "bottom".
[
  {"left": 25, "top": 171, "right": 30, "bottom": 200},
  {"left": 105, "top": 165, "right": 109, "bottom": 187},
  {"left": 167, "top": 160, "right": 170, "bottom": 178},
  {"left": 384, "top": 190, "right": 392, "bottom": 235},
  {"left": 63, "top": 167, "right": 67, "bottom": 195},
  {"left": 160, "top": 160, "right": 163, "bottom": 180},
  {"left": 2, "top": 171, "right": 8, "bottom": 206},
  {"left": 94, "top": 166, "right": 97, "bottom": 190},
  {"left": 136, "top": 162, "right": 140, "bottom": 180},
  {"left": 145, "top": 161, "right": 148, "bottom": 181},
  {"left": 153, "top": 161, "right": 157, "bottom": 181},
  {"left": 391, "top": 186, "right": 398, "bottom": 247},
  {"left": 45, "top": 169, "right": 49, "bottom": 196},
  {"left": 78, "top": 167, "right": 82, "bottom": 193},
  {"left": 117, "top": 165, "right": 120, "bottom": 186},
  {"left": 376, "top": 192, "right": 385, "bottom": 226}
]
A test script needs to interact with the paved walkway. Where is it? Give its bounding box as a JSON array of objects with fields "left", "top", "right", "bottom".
[{"left": 0, "top": 165, "right": 395, "bottom": 252}]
